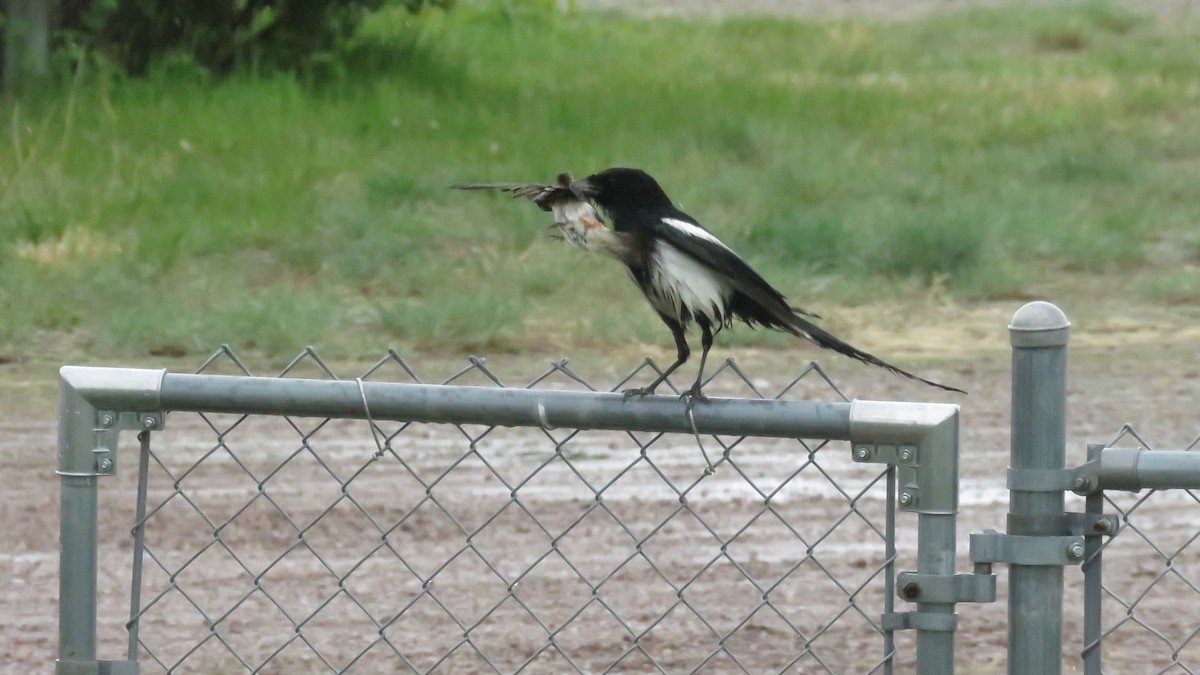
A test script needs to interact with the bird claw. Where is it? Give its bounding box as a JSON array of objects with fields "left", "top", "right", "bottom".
[
  {"left": 623, "top": 386, "right": 654, "bottom": 399},
  {"left": 681, "top": 386, "right": 715, "bottom": 476},
  {"left": 680, "top": 386, "right": 709, "bottom": 414}
]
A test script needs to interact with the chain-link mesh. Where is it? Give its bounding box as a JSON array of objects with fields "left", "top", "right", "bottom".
[
  {"left": 123, "top": 347, "right": 904, "bottom": 673},
  {"left": 1088, "top": 425, "right": 1200, "bottom": 674}
]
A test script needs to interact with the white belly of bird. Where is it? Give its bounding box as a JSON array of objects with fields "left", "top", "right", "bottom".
[{"left": 649, "top": 242, "right": 731, "bottom": 323}]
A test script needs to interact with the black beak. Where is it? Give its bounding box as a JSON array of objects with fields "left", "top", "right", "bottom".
[{"left": 569, "top": 177, "right": 597, "bottom": 199}]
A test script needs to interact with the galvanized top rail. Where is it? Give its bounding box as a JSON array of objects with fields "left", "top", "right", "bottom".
[
  {"left": 60, "top": 366, "right": 959, "bottom": 453},
  {"left": 160, "top": 371, "right": 855, "bottom": 439}
]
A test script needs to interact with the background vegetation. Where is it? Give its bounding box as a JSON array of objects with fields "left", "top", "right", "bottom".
[{"left": 1, "top": 0, "right": 1198, "bottom": 360}]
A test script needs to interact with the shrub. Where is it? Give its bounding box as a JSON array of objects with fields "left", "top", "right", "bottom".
[{"left": 52, "top": 0, "right": 454, "bottom": 77}]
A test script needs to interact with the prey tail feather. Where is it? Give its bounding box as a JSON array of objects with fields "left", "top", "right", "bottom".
[
  {"left": 450, "top": 183, "right": 515, "bottom": 191},
  {"left": 450, "top": 182, "right": 544, "bottom": 197},
  {"left": 451, "top": 182, "right": 561, "bottom": 212},
  {"left": 784, "top": 314, "right": 967, "bottom": 394}
]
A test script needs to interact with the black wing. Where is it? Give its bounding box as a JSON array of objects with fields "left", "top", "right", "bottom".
[
  {"left": 654, "top": 213, "right": 965, "bottom": 394},
  {"left": 652, "top": 213, "right": 820, "bottom": 322}
]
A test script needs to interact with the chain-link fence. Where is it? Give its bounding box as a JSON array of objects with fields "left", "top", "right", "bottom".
[
  {"left": 119, "top": 347, "right": 911, "bottom": 673},
  {"left": 52, "top": 301, "right": 1200, "bottom": 674},
  {"left": 1084, "top": 425, "right": 1200, "bottom": 674}
]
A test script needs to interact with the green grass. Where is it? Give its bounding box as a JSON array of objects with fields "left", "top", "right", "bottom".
[{"left": 2, "top": 0, "right": 1199, "bottom": 360}]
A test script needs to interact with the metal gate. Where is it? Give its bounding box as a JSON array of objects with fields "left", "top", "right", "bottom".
[{"left": 52, "top": 301, "right": 1200, "bottom": 673}]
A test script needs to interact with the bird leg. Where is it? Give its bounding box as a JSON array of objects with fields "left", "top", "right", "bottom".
[
  {"left": 685, "top": 402, "right": 716, "bottom": 476},
  {"left": 681, "top": 324, "right": 713, "bottom": 412},
  {"left": 624, "top": 318, "right": 689, "bottom": 397},
  {"left": 682, "top": 324, "right": 716, "bottom": 476}
]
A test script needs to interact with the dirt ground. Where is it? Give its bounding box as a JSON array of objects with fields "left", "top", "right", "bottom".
[{"left": 3, "top": 297, "right": 1200, "bottom": 673}]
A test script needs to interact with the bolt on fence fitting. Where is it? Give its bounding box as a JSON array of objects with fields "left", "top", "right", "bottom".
[{"left": 1066, "top": 542, "right": 1085, "bottom": 561}]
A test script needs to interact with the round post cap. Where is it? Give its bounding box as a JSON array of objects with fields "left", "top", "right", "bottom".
[{"left": 1009, "top": 301, "right": 1070, "bottom": 347}]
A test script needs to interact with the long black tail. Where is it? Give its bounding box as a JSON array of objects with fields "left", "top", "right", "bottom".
[{"left": 784, "top": 313, "right": 966, "bottom": 394}]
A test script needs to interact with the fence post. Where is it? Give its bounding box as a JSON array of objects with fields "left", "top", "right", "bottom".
[
  {"left": 914, "top": 414, "right": 960, "bottom": 673},
  {"left": 56, "top": 366, "right": 162, "bottom": 674},
  {"left": 851, "top": 401, "right": 972, "bottom": 675},
  {"left": 57, "top": 373, "right": 102, "bottom": 670},
  {"left": 1007, "top": 301, "right": 1071, "bottom": 674}
]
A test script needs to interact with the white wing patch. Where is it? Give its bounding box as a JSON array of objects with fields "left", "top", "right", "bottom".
[
  {"left": 661, "top": 217, "right": 729, "bottom": 249},
  {"left": 649, "top": 241, "right": 731, "bottom": 323}
]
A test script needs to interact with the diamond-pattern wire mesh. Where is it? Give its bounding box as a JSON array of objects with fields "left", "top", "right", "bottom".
[
  {"left": 125, "top": 347, "right": 902, "bottom": 673},
  {"left": 1089, "top": 425, "right": 1200, "bottom": 674}
]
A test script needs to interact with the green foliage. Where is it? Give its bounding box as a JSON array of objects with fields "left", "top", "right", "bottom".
[
  {"left": 741, "top": 214, "right": 848, "bottom": 274},
  {"left": 2, "top": 1, "right": 1199, "bottom": 358},
  {"left": 51, "top": 0, "right": 452, "bottom": 77},
  {"left": 867, "top": 210, "right": 986, "bottom": 282},
  {"left": 379, "top": 289, "right": 526, "bottom": 351},
  {"left": 1137, "top": 267, "right": 1200, "bottom": 305}
]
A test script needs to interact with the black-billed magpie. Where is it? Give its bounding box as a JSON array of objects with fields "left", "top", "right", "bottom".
[{"left": 455, "top": 167, "right": 966, "bottom": 400}]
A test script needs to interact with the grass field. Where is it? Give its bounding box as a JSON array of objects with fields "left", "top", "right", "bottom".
[{"left": 1, "top": 0, "right": 1198, "bottom": 361}]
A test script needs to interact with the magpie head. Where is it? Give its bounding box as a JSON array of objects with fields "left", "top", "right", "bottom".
[{"left": 572, "top": 167, "right": 673, "bottom": 221}]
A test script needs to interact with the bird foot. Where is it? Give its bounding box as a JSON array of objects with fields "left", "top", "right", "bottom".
[
  {"left": 680, "top": 385, "right": 709, "bottom": 414},
  {"left": 622, "top": 386, "right": 655, "bottom": 399},
  {"left": 680, "top": 386, "right": 715, "bottom": 476}
]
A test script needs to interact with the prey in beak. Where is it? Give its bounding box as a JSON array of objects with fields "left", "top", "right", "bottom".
[
  {"left": 453, "top": 172, "right": 627, "bottom": 258},
  {"left": 546, "top": 191, "right": 608, "bottom": 250}
]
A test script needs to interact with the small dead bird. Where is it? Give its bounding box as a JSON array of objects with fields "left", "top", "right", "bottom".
[{"left": 452, "top": 173, "right": 623, "bottom": 256}]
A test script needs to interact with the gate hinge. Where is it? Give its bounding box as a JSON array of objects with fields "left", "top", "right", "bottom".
[
  {"left": 1006, "top": 512, "right": 1119, "bottom": 537},
  {"left": 1007, "top": 467, "right": 1077, "bottom": 492},
  {"left": 880, "top": 611, "right": 957, "bottom": 632},
  {"left": 969, "top": 529, "right": 1087, "bottom": 566},
  {"left": 895, "top": 571, "right": 996, "bottom": 604}
]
